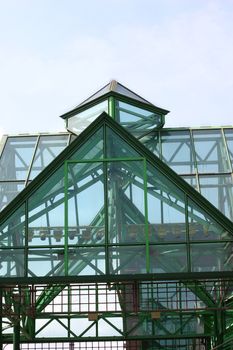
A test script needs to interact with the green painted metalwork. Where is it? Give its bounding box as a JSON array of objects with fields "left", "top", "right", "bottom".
[{"left": 1, "top": 82, "right": 233, "bottom": 349}]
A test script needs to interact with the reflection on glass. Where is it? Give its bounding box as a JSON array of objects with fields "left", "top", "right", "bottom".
[
  {"left": 0, "top": 204, "right": 25, "bottom": 247},
  {"left": 0, "top": 249, "right": 24, "bottom": 277},
  {"left": 108, "top": 161, "right": 145, "bottom": 244},
  {"left": 106, "top": 126, "right": 140, "bottom": 158},
  {"left": 140, "top": 131, "right": 160, "bottom": 156},
  {"left": 192, "top": 129, "right": 231, "bottom": 173},
  {"left": 199, "top": 175, "right": 233, "bottom": 221},
  {"left": 68, "top": 100, "right": 108, "bottom": 135},
  {"left": 0, "top": 136, "right": 37, "bottom": 180},
  {"left": 147, "top": 163, "right": 186, "bottom": 242},
  {"left": 29, "top": 135, "right": 69, "bottom": 180},
  {"left": 28, "top": 248, "right": 65, "bottom": 276},
  {"left": 109, "top": 246, "right": 146, "bottom": 274},
  {"left": 115, "top": 101, "right": 162, "bottom": 135},
  {"left": 70, "top": 127, "right": 103, "bottom": 160},
  {"left": 0, "top": 182, "right": 25, "bottom": 211},
  {"left": 188, "top": 199, "right": 231, "bottom": 241},
  {"left": 68, "top": 247, "right": 105, "bottom": 276},
  {"left": 191, "top": 243, "right": 233, "bottom": 272},
  {"left": 161, "top": 130, "right": 195, "bottom": 174},
  {"left": 67, "top": 162, "right": 104, "bottom": 245},
  {"left": 28, "top": 166, "right": 65, "bottom": 246},
  {"left": 149, "top": 244, "right": 187, "bottom": 273}
]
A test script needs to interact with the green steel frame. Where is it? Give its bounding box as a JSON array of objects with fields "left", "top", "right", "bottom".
[{"left": 1, "top": 81, "right": 233, "bottom": 350}]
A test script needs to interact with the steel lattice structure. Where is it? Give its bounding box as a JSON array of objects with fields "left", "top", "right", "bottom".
[{"left": 1, "top": 81, "right": 233, "bottom": 350}]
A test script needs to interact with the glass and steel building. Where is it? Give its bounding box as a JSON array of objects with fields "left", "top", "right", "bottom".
[{"left": 1, "top": 80, "right": 233, "bottom": 350}]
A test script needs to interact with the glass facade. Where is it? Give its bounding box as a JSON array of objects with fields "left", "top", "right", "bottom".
[
  {"left": 1, "top": 83, "right": 233, "bottom": 348},
  {"left": 1, "top": 122, "right": 232, "bottom": 279}
]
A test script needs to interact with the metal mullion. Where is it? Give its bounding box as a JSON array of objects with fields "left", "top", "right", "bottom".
[
  {"left": 64, "top": 161, "right": 68, "bottom": 276},
  {"left": 185, "top": 194, "right": 191, "bottom": 273},
  {"left": 103, "top": 161, "right": 109, "bottom": 276},
  {"left": 143, "top": 159, "right": 150, "bottom": 274},
  {"left": 24, "top": 135, "right": 40, "bottom": 186},
  {"left": 222, "top": 128, "right": 233, "bottom": 174},
  {"left": 190, "top": 129, "right": 200, "bottom": 192}
]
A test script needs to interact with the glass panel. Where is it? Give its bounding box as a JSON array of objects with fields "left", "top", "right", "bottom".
[
  {"left": 0, "top": 136, "right": 37, "bottom": 180},
  {"left": 28, "top": 166, "right": 65, "bottom": 246},
  {"left": 115, "top": 101, "right": 162, "bottom": 135},
  {"left": 191, "top": 242, "right": 233, "bottom": 272},
  {"left": 0, "top": 182, "right": 25, "bottom": 211},
  {"left": 0, "top": 249, "right": 24, "bottom": 277},
  {"left": 147, "top": 163, "right": 186, "bottom": 243},
  {"left": 0, "top": 204, "right": 25, "bottom": 247},
  {"left": 67, "top": 100, "right": 108, "bottom": 135},
  {"left": 67, "top": 162, "right": 104, "bottom": 245},
  {"left": 199, "top": 175, "right": 233, "bottom": 221},
  {"left": 29, "top": 135, "right": 69, "bottom": 180},
  {"left": 108, "top": 161, "right": 145, "bottom": 244},
  {"left": 109, "top": 246, "right": 146, "bottom": 274},
  {"left": 161, "top": 130, "right": 195, "bottom": 174},
  {"left": 28, "top": 248, "right": 65, "bottom": 276},
  {"left": 68, "top": 247, "right": 105, "bottom": 276},
  {"left": 149, "top": 244, "right": 187, "bottom": 273},
  {"left": 70, "top": 127, "right": 103, "bottom": 160},
  {"left": 192, "top": 129, "right": 231, "bottom": 173},
  {"left": 182, "top": 175, "right": 198, "bottom": 190},
  {"left": 140, "top": 131, "right": 160, "bottom": 157},
  {"left": 224, "top": 129, "right": 233, "bottom": 167},
  {"left": 106, "top": 126, "right": 140, "bottom": 158},
  {"left": 188, "top": 199, "right": 231, "bottom": 241}
]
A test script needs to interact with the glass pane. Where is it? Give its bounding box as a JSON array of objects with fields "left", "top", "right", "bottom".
[
  {"left": 106, "top": 126, "right": 140, "bottom": 158},
  {"left": 140, "top": 131, "right": 160, "bottom": 157},
  {"left": 29, "top": 135, "right": 69, "bottom": 180},
  {"left": 191, "top": 242, "right": 233, "bottom": 272},
  {"left": 28, "top": 248, "right": 65, "bottom": 276},
  {"left": 188, "top": 199, "right": 231, "bottom": 241},
  {"left": 115, "top": 101, "right": 162, "bottom": 135},
  {"left": 147, "top": 163, "right": 186, "bottom": 243},
  {"left": 182, "top": 175, "right": 198, "bottom": 190},
  {"left": 67, "top": 162, "right": 104, "bottom": 245},
  {"left": 161, "top": 130, "right": 195, "bottom": 174},
  {"left": 0, "top": 204, "right": 25, "bottom": 247},
  {"left": 68, "top": 100, "right": 108, "bottom": 135},
  {"left": 68, "top": 247, "right": 105, "bottom": 276},
  {"left": 109, "top": 246, "right": 146, "bottom": 274},
  {"left": 149, "top": 244, "right": 187, "bottom": 273},
  {"left": 28, "top": 166, "right": 65, "bottom": 246},
  {"left": 70, "top": 127, "right": 103, "bottom": 160},
  {"left": 199, "top": 175, "right": 233, "bottom": 220},
  {"left": 108, "top": 161, "right": 145, "bottom": 244},
  {"left": 192, "top": 129, "right": 231, "bottom": 173},
  {"left": 224, "top": 129, "right": 233, "bottom": 167},
  {"left": 0, "top": 249, "right": 24, "bottom": 277},
  {"left": 0, "top": 136, "right": 37, "bottom": 180},
  {"left": 0, "top": 182, "right": 25, "bottom": 211}
]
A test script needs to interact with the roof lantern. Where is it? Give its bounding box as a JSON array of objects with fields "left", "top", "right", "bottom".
[{"left": 60, "top": 80, "right": 169, "bottom": 136}]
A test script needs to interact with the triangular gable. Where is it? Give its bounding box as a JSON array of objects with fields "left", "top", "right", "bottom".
[{"left": 1, "top": 112, "right": 233, "bottom": 281}]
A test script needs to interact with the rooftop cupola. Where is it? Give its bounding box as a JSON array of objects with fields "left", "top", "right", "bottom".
[{"left": 60, "top": 80, "right": 169, "bottom": 136}]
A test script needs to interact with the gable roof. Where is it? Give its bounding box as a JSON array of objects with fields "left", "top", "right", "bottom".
[
  {"left": 1, "top": 112, "right": 233, "bottom": 238},
  {"left": 60, "top": 80, "right": 169, "bottom": 119}
]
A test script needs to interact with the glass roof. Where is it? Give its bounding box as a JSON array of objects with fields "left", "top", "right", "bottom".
[
  {"left": 0, "top": 133, "right": 72, "bottom": 211},
  {"left": 1, "top": 126, "right": 233, "bottom": 223},
  {"left": 0, "top": 114, "right": 233, "bottom": 280},
  {"left": 77, "top": 80, "right": 154, "bottom": 108}
]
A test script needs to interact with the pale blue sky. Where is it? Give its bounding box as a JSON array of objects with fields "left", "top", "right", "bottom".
[{"left": 0, "top": 0, "right": 233, "bottom": 136}]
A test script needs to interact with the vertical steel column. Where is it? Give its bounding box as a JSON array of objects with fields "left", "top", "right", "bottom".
[{"left": 13, "top": 293, "right": 21, "bottom": 350}]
